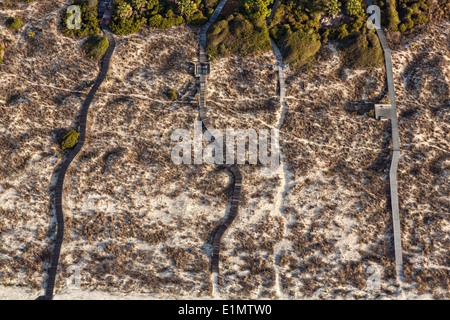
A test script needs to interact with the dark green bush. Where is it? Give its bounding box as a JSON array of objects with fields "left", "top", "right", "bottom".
[
  {"left": 60, "top": 129, "right": 79, "bottom": 150},
  {"left": 148, "top": 14, "right": 184, "bottom": 28},
  {"left": 269, "top": 23, "right": 291, "bottom": 43},
  {"left": 330, "top": 23, "right": 349, "bottom": 41},
  {"left": 83, "top": 35, "right": 109, "bottom": 59},
  {"left": 386, "top": 0, "right": 400, "bottom": 31},
  {"left": 6, "top": 17, "right": 22, "bottom": 30},
  {"left": 281, "top": 28, "right": 321, "bottom": 69},
  {"left": 110, "top": 15, "right": 147, "bottom": 34},
  {"left": 338, "top": 30, "right": 384, "bottom": 70},
  {"left": 207, "top": 14, "right": 271, "bottom": 58},
  {"left": 109, "top": 0, "right": 149, "bottom": 35},
  {"left": 188, "top": 11, "right": 208, "bottom": 26}
]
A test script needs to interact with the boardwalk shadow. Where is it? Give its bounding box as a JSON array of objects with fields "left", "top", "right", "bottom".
[
  {"left": 37, "top": 23, "right": 116, "bottom": 300},
  {"left": 37, "top": 143, "right": 67, "bottom": 299}
]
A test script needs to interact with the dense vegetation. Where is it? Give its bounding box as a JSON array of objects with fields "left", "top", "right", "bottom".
[
  {"left": 110, "top": 0, "right": 148, "bottom": 35},
  {"left": 267, "top": 0, "right": 382, "bottom": 69},
  {"left": 83, "top": 35, "right": 110, "bottom": 59},
  {"left": 205, "top": 0, "right": 435, "bottom": 69},
  {"left": 372, "top": 0, "right": 429, "bottom": 32},
  {"left": 338, "top": 28, "right": 384, "bottom": 69},
  {"left": 205, "top": 0, "right": 274, "bottom": 59},
  {"left": 61, "top": 0, "right": 101, "bottom": 38},
  {"left": 106, "top": 0, "right": 436, "bottom": 69},
  {"left": 281, "top": 28, "right": 322, "bottom": 69},
  {"left": 110, "top": 0, "right": 214, "bottom": 35},
  {"left": 56, "top": 0, "right": 437, "bottom": 69},
  {"left": 206, "top": 13, "right": 272, "bottom": 58}
]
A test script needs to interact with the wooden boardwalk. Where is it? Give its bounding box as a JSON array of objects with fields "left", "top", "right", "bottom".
[
  {"left": 195, "top": 0, "right": 243, "bottom": 274},
  {"left": 367, "top": 0, "right": 403, "bottom": 283},
  {"left": 38, "top": 23, "right": 116, "bottom": 300}
]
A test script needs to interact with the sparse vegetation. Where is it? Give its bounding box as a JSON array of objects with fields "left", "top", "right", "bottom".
[
  {"left": 167, "top": 88, "right": 178, "bottom": 101},
  {"left": 0, "top": 45, "right": 4, "bottom": 63},
  {"left": 0, "top": 0, "right": 447, "bottom": 300}
]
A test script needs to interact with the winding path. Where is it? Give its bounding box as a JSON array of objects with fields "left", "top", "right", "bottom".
[
  {"left": 367, "top": 0, "right": 403, "bottom": 283},
  {"left": 38, "top": 23, "right": 116, "bottom": 300},
  {"left": 266, "top": 0, "right": 288, "bottom": 298},
  {"left": 196, "top": 0, "right": 244, "bottom": 274}
]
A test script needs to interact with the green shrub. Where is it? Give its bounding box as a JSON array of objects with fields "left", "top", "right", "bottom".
[
  {"left": 116, "top": 1, "right": 133, "bottom": 19},
  {"left": 386, "top": 0, "right": 400, "bottom": 31},
  {"left": 327, "top": 0, "right": 342, "bottom": 17},
  {"left": 281, "top": 28, "right": 321, "bottom": 69},
  {"left": 321, "top": 28, "right": 330, "bottom": 43},
  {"left": 110, "top": 15, "right": 147, "bottom": 34},
  {"left": 269, "top": 23, "right": 291, "bottom": 43},
  {"left": 60, "top": 129, "right": 79, "bottom": 150},
  {"left": 207, "top": 14, "right": 271, "bottom": 58},
  {"left": 346, "top": 0, "right": 363, "bottom": 17},
  {"left": 167, "top": 89, "right": 177, "bottom": 101},
  {"left": 204, "top": 0, "right": 219, "bottom": 8},
  {"left": 330, "top": 23, "right": 349, "bottom": 41},
  {"left": 178, "top": 0, "right": 198, "bottom": 19},
  {"left": 6, "top": 17, "right": 22, "bottom": 30},
  {"left": 148, "top": 14, "right": 184, "bottom": 29},
  {"left": 109, "top": 0, "right": 148, "bottom": 35},
  {"left": 83, "top": 35, "right": 109, "bottom": 59},
  {"left": 338, "top": 30, "right": 384, "bottom": 70},
  {"left": 398, "top": 23, "right": 407, "bottom": 32},
  {"left": 411, "top": 12, "right": 428, "bottom": 25},
  {"left": 188, "top": 11, "right": 208, "bottom": 26},
  {"left": 350, "top": 18, "right": 365, "bottom": 33},
  {"left": 239, "top": 0, "right": 274, "bottom": 19},
  {"left": 61, "top": 0, "right": 100, "bottom": 38}
]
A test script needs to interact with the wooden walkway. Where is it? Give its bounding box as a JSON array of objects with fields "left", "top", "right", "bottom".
[
  {"left": 38, "top": 23, "right": 116, "bottom": 300},
  {"left": 367, "top": 0, "right": 403, "bottom": 283},
  {"left": 195, "top": 0, "right": 243, "bottom": 274}
]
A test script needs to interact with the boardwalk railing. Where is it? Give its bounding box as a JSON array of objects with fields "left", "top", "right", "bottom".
[
  {"left": 195, "top": 0, "right": 243, "bottom": 274},
  {"left": 367, "top": 0, "right": 403, "bottom": 283}
]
